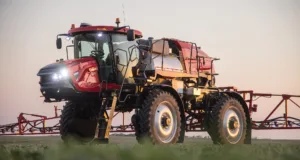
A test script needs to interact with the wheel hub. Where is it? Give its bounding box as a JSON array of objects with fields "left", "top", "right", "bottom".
[
  {"left": 222, "top": 107, "right": 244, "bottom": 144},
  {"left": 229, "top": 118, "right": 239, "bottom": 130},
  {"left": 154, "top": 101, "right": 177, "bottom": 143},
  {"left": 161, "top": 117, "right": 171, "bottom": 127}
]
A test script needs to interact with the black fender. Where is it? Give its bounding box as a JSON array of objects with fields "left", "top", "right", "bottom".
[
  {"left": 224, "top": 91, "right": 252, "bottom": 144},
  {"left": 145, "top": 84, "right": 186, "bottom": 143},
  {"left": 147, "top": 84, "right": 185, "bottom": 117}
]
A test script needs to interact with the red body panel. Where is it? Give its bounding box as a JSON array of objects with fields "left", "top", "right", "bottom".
[
  {"left": 64, "top": 57, "right": 120, "bottom": 92},
  {"left": 68, "top": 25, "right": 142, "bottom": 37},
  {"left": 170, "top": 39, "right": 215, "bottom": 74}
]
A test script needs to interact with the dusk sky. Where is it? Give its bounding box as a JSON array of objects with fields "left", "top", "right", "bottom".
[{"left": 0, "top": 0, "right": 299, "bottom": 139}]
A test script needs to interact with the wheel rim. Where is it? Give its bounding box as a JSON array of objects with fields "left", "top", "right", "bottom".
[
  {"left": 154, "top": 101, "right": 177, "bottom": 143},
  {"left": 222, "top": 107, "right": 243, "bottom": 144}
]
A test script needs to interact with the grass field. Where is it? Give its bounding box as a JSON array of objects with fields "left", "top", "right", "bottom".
[{"left": 0, "top": 135, "right": 299, "bottom": 160}]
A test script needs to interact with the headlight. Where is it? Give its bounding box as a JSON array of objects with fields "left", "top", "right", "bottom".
[
  {"left": 52, "top": 73, "right": 59, "bottom": 80},
  {"left": 52, "top": 68, "right": 69, "bottom": 81},
  {"left": 60, "top": 69, "right": 69, "bottom": 77}
]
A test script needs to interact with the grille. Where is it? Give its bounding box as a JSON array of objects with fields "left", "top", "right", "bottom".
[{"left": 40, "top": 75, "right": 53, "bottom": 83}]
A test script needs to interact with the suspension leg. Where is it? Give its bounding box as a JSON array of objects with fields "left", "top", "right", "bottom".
[
  {"left": 94, "top": 98, "right": 107, "bottom": 139},
  {"left": 105, "top": 95, "right": 118, "bottom": 139},
  {"left": 92, "top": 97, "right": 111, "bottom": 144}
]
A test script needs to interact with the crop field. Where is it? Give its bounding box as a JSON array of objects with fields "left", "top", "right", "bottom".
[{"left": 0, "top": 135, "right": 299, "bottom": 160}]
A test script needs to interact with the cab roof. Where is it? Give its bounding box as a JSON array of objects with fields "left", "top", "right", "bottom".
[{"left": 68, "top": 24, "right": 143, "bottom": 38}]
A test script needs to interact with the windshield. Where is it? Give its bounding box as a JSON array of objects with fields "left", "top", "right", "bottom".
[{"left": 74, "top": 33, "right": 111, "bottom": 59}]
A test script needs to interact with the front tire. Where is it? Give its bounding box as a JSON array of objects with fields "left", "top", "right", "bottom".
[
  {"left": 138, "top": 89, "right": 181, "bottom": 144},
  {"left": 59, "top": 101, "right": 101, "bottom": 144}
]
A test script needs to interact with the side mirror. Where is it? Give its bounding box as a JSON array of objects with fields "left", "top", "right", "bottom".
[
  {"left": 56, "top": 38, "right": 62, "bottom": 49},
  {"left": 127, "top": 29, "right": 135, "bottom": 41}
]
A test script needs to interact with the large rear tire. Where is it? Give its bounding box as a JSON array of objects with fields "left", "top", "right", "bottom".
[
  {"left": 208, "top": 97, "right": 248, "bottom": 144},
  {"left": 138, "top": 89, "right": 181, "bottom": 144}
]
